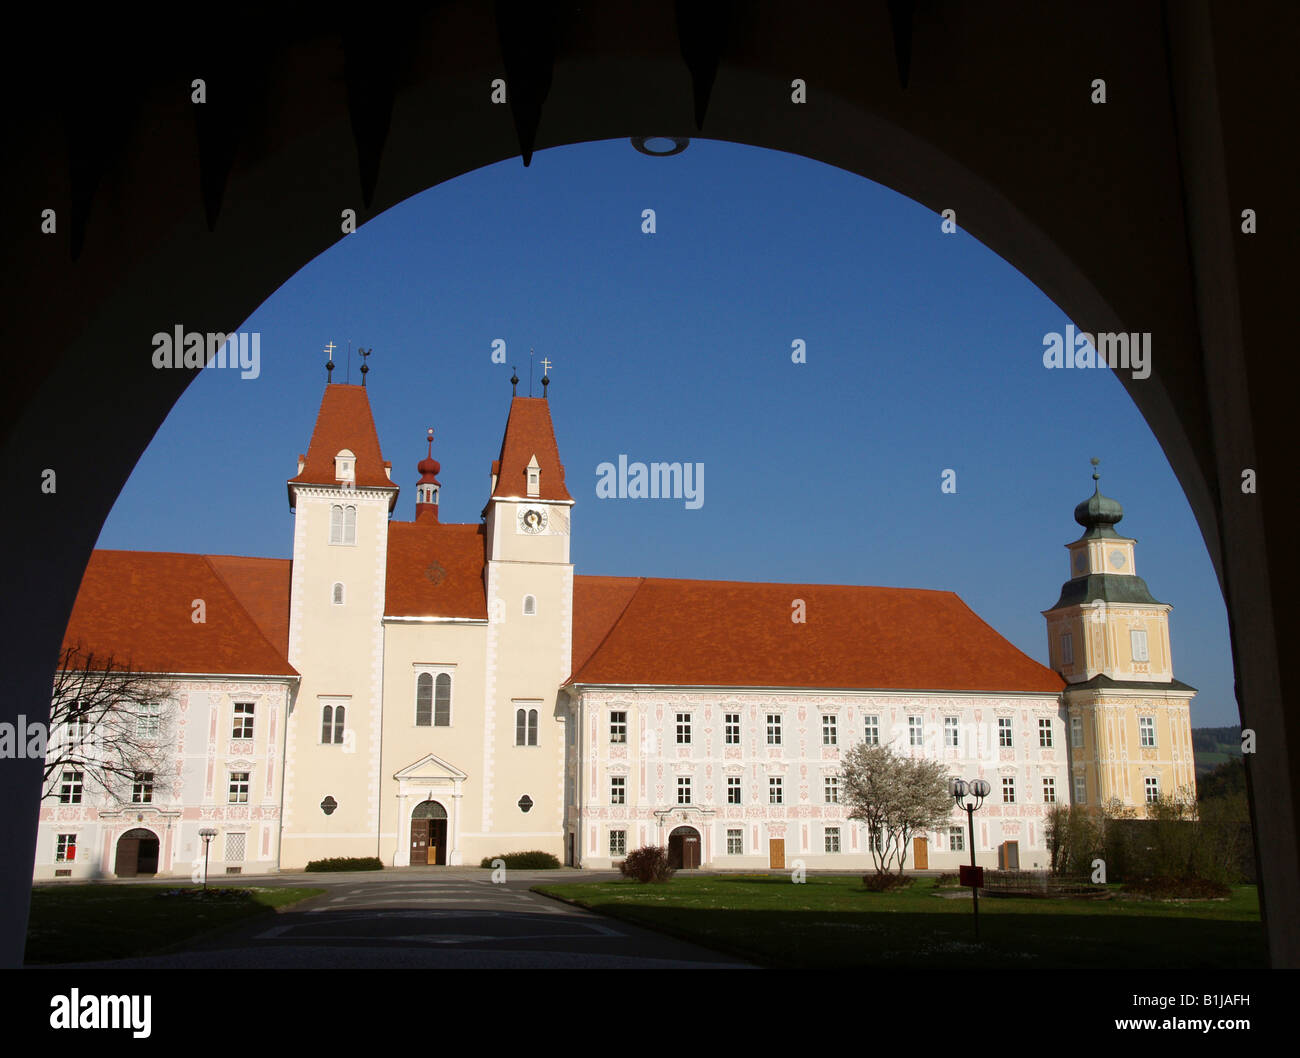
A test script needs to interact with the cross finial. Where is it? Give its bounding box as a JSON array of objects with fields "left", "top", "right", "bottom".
[
  {"left": 325, "top": 341, "right": 336, "bottom": 382},
  {"left": 511, "top": 367, "right": 519, "bottom": 396},
  {"left": 358, "top": 347, "right": 372, "bottom": 387}
]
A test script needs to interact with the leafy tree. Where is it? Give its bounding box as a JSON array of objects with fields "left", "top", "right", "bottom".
[
  {"left": 43, "top": 644, "right": 174, "bottom": 805},
  {"left": 840, "top": 742, "right": 953, "bottom": 875}
]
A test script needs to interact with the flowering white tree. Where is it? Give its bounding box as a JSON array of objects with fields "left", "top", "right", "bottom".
[{"left": 841, "top": 742, "right": 954, "bottom": 875}]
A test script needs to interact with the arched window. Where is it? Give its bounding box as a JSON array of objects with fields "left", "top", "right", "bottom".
[
  {"left": 321, "top": 703, "right": 345, "bottom": 744},
  {"left": 434, "top": 673, "right": 451, "bottom": 726},
  {"left": 523, "top": 594, "right": 537, "bottom": 616},
  {"left": 343, "top": 505, "right": 356, "bottom": 545},
  {"left": 332, "top": 582, "right": 344, "bottom": 605},
  {"left": 516, "top": 707, "right": 539, "bottom": 746},
  {"left": 330, "top": 504, "right": 343, "bottom": 544},
  {"left": 416, "top": 673, "right": 433, "bottom": 726}
]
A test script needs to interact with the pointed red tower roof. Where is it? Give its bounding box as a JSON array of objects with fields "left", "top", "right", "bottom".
[
  {"left": 288, "top": 384, "right": 398, "bottom": 509},
  {"left": 489, "top": 396, "right": 573, "bottom": 502}
]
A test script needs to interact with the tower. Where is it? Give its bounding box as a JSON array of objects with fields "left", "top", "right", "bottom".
[
  {"left": 1042, "top": 461, "right": 1197, "bottom": 814},
  {"left": 280, "top": 383, "right": 398, "bottom": 867},
  {"left": 480, "top": 395, "right": 574, "bottom": 854}
]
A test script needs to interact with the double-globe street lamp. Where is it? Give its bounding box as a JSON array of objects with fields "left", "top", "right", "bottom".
[{"left": 950, "top": 778, "right": 991, "bottom": 939}]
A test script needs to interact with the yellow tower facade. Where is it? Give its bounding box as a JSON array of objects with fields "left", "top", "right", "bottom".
[{"left": 1042, "top": 462, "right": 1197, "bottom": 815}]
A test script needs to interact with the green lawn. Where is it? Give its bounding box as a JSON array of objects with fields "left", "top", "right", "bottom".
[
  {"left": 534, "top": 874, "right": 1265, "bottom": 968},
  {"left": 24, "top": 884, "right": 324, "bottom": 964}
]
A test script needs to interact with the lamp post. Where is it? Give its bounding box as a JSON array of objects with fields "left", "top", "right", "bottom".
[
  {"left": 198, "top": 828, "right": 217, "bottom": 891},
  {"left": 950, "top": 778, "right": 991, "bottom": 939}
]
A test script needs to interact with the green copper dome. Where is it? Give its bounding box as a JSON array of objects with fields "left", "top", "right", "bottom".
[{"left": 1073, "top": 459, "right": 1124, "bottom": 538}]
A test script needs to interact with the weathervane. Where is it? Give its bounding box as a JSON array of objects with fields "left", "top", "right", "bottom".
[{"left": 358, "top": 347, "right": 372, "bottom": 386}]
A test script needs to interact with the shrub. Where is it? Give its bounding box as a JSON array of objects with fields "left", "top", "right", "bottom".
[
  {"left": 933, "top": 873, "right": 961, "bottom": 889},
  {"left": 477, "top": 851, "right": 561, "bottom": 869},
  {"left": 304, "top": 856, "right": 384, "bottom": 872},
  {"left": 619, "top": 846, "right": 675, "bottom": 883},
  {"left": 1123, "top": 876, "right": 1231, "bottom": 900},
  {"left": 861, "top": 873, "right": 913, "bottom": 892}
]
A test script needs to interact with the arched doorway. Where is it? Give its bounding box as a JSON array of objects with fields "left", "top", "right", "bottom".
[
  {"left": 410, "top": 801, "right": 448, "bottom": 866},
  {"left": 667, "top": 826, "right": 701, "bottom": 870},
  {"left": 113, "top": 828, "right": 159, "bottom": 877}
]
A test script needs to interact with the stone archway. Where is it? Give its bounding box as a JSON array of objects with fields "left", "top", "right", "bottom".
[
  {"left": 1, "top": 5, "right": 1292, "bottom": 967},
  {"left": 409, "top": 800, "right": 449, "bottom": 866}
]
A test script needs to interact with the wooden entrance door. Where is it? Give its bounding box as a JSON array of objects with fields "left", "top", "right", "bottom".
[
  {"left": 913, "top": 837, "right": 929, "bottom": 869},
  {"left": 1000, "top": 840, "right": 1020, "bottom": 869},
  {"left": 410, "top": 819, "right": 430, "bottom": 865},
  {"left": 669, "top": 826, "right": 700, "bottom": 869},
  {"left": 428, "top": 819, "right": 447, "bottom": 866},
  {"left": 769, "top": 838, "right": 785, "bottom": 869},
  {"left": 114, "top": 828, "right": 159, "bottom": 877}
]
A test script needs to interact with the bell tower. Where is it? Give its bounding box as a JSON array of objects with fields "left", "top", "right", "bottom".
[{"left": 1043, "top": 460, "right": 1197, "bottom": 814}]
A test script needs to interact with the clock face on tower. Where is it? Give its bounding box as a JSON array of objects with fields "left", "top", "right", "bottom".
[
  {"left": 1108, "top": 550, "right": 1128, "bottom": 570},
  {"left": 518, "top": 506, "right": 548, "bottom": 534},
  {"left": 1073, "top": 552, "right": 1088, "bottom": 573}
]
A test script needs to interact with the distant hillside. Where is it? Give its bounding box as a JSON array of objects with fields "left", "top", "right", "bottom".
[{"left": 1192, "top": 725, "right": 1242, "bottom": 777}]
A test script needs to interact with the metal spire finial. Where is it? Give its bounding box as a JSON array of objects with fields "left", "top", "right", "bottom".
[{"left": 358, "top": 347, "right": 371, "bottom": 387}]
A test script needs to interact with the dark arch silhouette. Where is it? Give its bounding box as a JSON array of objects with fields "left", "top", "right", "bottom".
[{"left": 1, "top": 3, "right": 1291, "bottom": 966}]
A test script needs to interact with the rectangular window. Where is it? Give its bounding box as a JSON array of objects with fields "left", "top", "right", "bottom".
[
  {"left": 727, "top": 776, "right": 742, "bottom": 804},
  {"left": 1038, "top": 718, "right": 1054, "bottom": 747},
  {"left": 1139, "top": 716, "right": 1156, "bottom": 748},
  {"left": 59, "top": 770, "right": 83, "bottom": 804},
  {"left": 822, "top": 714, "right": 837, "bottom": 746},
  {"left": 610, "top": 711, "right": 627, "bottom": 743},
  {"left": 677, "top": 776, "right": 691, "bottom": 805},
  {"left": 132, "top": 772, "right": 154, "bottom": 804},
  {"left": 56, "top": 834, "right": 77, "bottom": 862},
  {"left": 610, "top": 776, "right": 625, "bottom": 805},
  {"left": 136, "top": 701, "right": 161, "bottom": 739},
  {"left": 1145, "top": 776, "right": 1160, "bottom": 804},
  {"left": 998, "top": 717, "right": 1013, "bottom": 747},
  {"left": 610, "top": 829, "right": 626, "bottom": 856},
  {"left": 724, "top": 713, "right": 741, "bottom": 744},
  {"left": 944, "top": 716, "right": 959, "bottom": 748},
  {"left": 1002, "top": 776, "right": 1016, "bottom": 803},
  {"left": 225, "top": 832, "right": 246, "bottom": 863},
  {"left": 769, "top": 777, "right": 783, "bottom": 805},
  {"left": 232, "top": 702, "right": 254, "bottom": 740},
  {"left": 949, "top": 826, "right": 965, "bottom": 853},
  {"left": 1074, "top": 774, "right": 1087, "bottom": 804},
  {"left": 1042, "top": 776, "right": 1056, "bottom": 804},
  {"left": 824, "top": 776, "right": 841, "bottom": 804},
  {"left": 908, "top": 716, "right": 923, "bottom": 747},
  {"left": 1131, "top": 628, "right": 1150, "bottom": 662},
  {"left": 766, "top": 714, "right": 782, "bottom": 746},
  {"left": 228, "top": 771, "right": 250, "bottom": 804},
  {"left": 1061, "top": 632, "right": 1074, "bottom": 665},
  {"left": 1070, "top": 715, "right": 1084, "bottom": 748},
  {"left": 863, "top": 716, "right": 879, "bottom": 745},
  {"left": 824, "top": 827, "right": 841, "bottom": 853},
  {"left": 676, "top": 713, "right": 692, "bottom": 745},
  {"left": 727, "top": 829, "right": 743, "bottom": 855}
]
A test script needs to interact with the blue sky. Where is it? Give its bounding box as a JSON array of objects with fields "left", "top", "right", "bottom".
[{"left": 98, "top": 138, "right": 1237, "bottom": 727}]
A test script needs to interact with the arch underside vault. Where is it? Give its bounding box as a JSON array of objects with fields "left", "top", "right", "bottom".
[{"left": 0, "top": 3, "right": 1292, "bottom": 966}]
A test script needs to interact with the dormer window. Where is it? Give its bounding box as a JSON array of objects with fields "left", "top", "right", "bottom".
[
  {"left": 335, "top": 449, "right": 356, "bottom": 483},
  {"left": 526, "top": 454, "right": 540, "bottom": 497}
]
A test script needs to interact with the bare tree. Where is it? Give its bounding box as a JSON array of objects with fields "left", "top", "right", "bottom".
[
  {"left": 43, "top": 643, "right": 175, "bottom": 805},
  {"left": 841, "top": 742, "right": 954, "bottom": 875}
]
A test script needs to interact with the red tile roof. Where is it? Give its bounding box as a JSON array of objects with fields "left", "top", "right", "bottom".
[
  {"left": 384, "top": 522, "right": 488, "bottom": 619},
  {"left": 63, "top": 552, "right": 297, "bottom": 676},
  {"left": 288, "top": 384, "right": 398, "bottom": 497},
  {"left": 568, "top": 577, "right": 1064, "bottom": 693},
  {"left": 489, "top": 397, "right": 573, "bottom": 502}
]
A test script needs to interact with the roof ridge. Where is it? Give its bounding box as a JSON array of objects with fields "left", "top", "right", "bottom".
[
  {"left": 201, "top": 554, "right": 295, "bottom": 671},
  {"left": 565, "top": 576, "right": 646, "bottom": 683}
]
